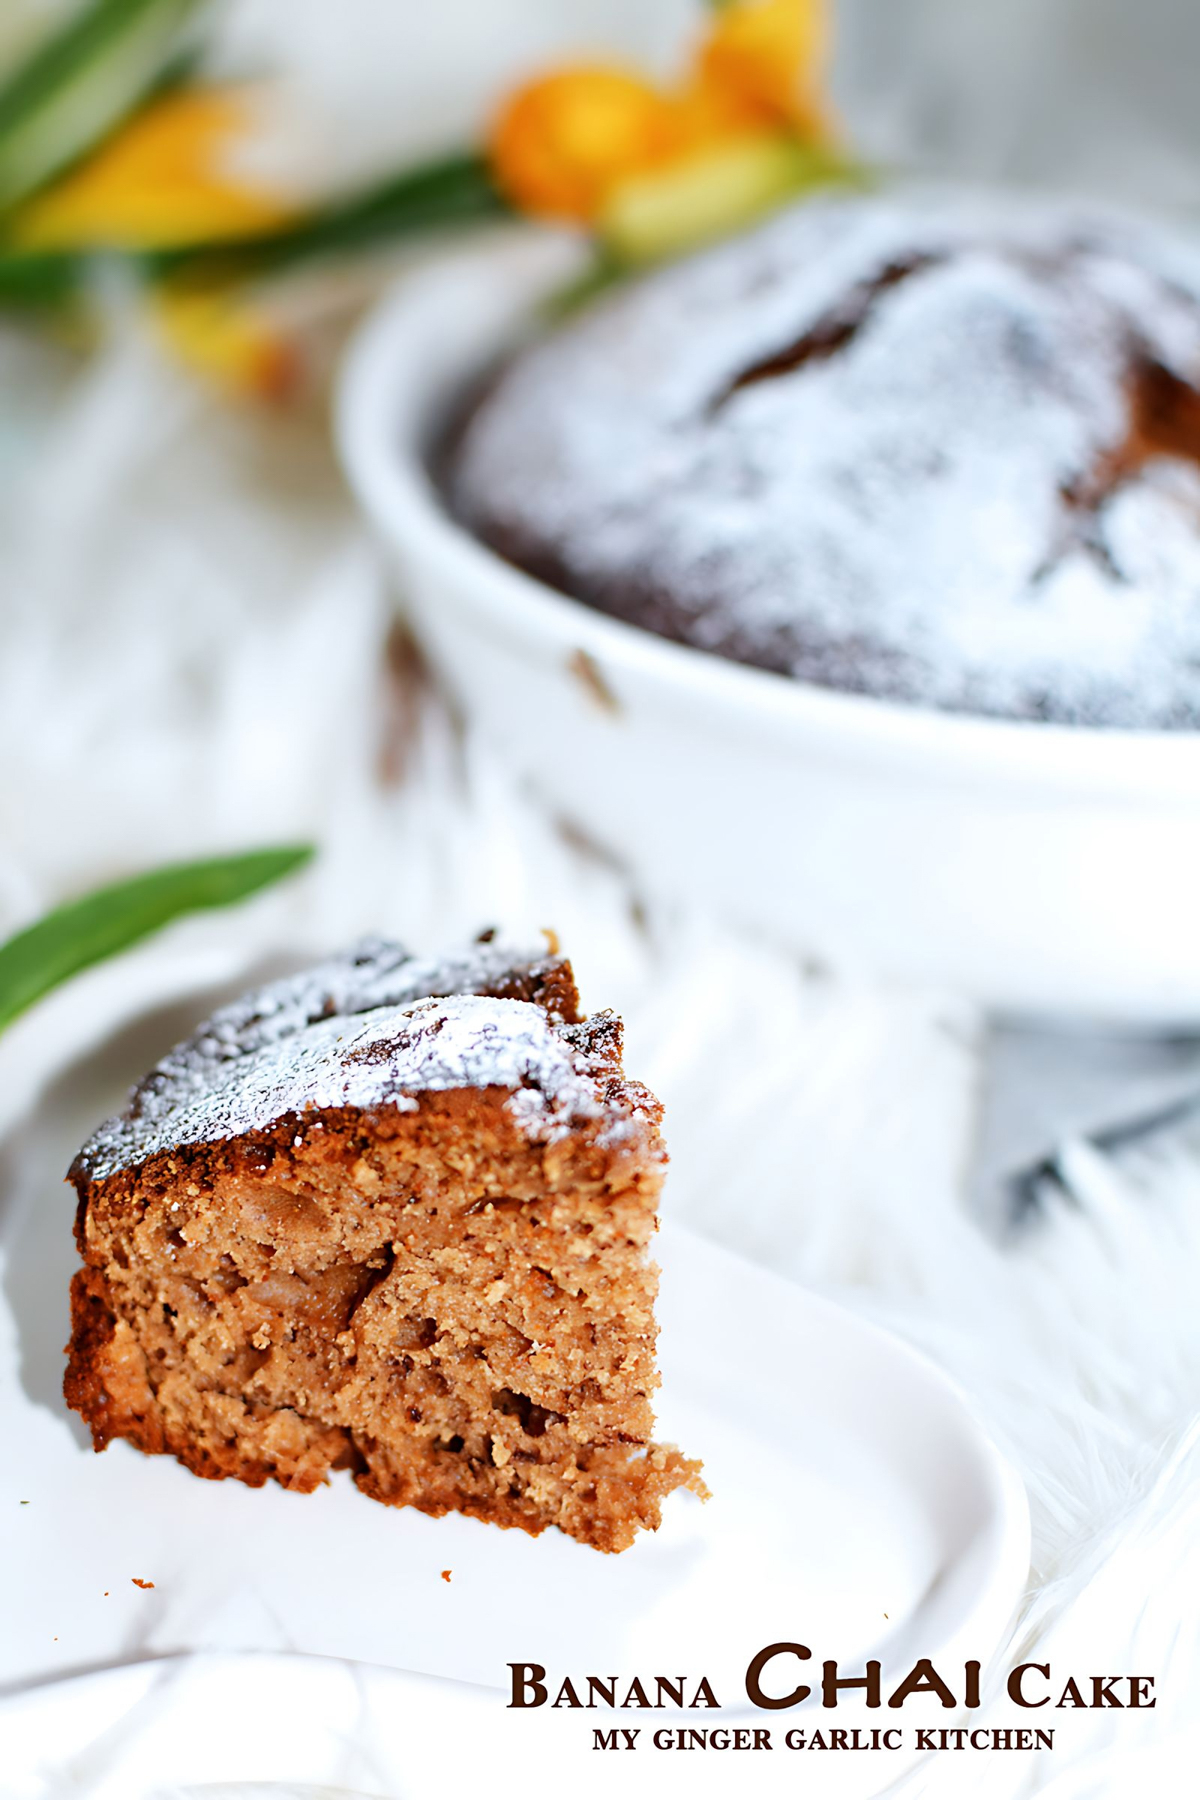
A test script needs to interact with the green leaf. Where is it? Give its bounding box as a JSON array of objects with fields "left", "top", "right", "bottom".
[
  {"left": 0, "top": 245, "right": 83, "bottom": 309},
  {"left": 148, "top": 151, "right": 510, "bottom": 281},
  {"left": 541, "top": 250, "right": 626, "bottom": 322},
  {"left": 0, "top": 148, "right": 508, "bottom": 322},
  {"left": 0, "top": 0, "right": 205, "bottom": 214},
  {"left": 0, "top": 844, "right": 314, "bottom": 1033}
]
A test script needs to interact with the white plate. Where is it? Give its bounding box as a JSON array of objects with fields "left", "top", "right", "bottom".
[
  {"left": 337, "top": 229, "right": 1200, "bottom": 1020},
  {"left": 0, "top": 1024, "right": 1028, "bottom": 1797}
]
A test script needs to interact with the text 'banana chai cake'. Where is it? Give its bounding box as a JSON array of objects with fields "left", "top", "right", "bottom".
[{"left": 65, "top": 937, "right": 703, "bottom": 1552}]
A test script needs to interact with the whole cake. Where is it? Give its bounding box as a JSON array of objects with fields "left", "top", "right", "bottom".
[
  {"left": 450, "top": 191, "right": 1200, "bottom": 728},
  {"left": 65, "top": 938, "right": 702, "bottom": 1552}
]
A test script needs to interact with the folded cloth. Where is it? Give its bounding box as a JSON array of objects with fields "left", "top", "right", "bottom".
[{"left": 0, "top": 1653, "right": 500, "bottom": 1800}]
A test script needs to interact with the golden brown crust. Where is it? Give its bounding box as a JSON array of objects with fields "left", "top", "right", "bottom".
[{"left": 65, "top": 1265, "right": 163, "bottom": 1456}]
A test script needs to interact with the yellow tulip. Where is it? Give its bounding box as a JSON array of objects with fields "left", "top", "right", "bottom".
[
  {"left": 11, "top": 87, "right": 295, "bottom": 252},
  {"left": 489, "top": 66, "right": 686, "bottom": 223},
  {"left": 488, "top": 0, "right": 838, "bottom": 242}
]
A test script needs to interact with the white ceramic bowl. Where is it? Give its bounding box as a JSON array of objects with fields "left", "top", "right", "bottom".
[{"left": 338, "top": 230, "right": 1200, "bottom": 1020}]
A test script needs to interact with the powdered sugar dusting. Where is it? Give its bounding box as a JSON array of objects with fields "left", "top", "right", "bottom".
[
  {"left": 158, "top": 936, "right": 571, "bottom": 1071},
  {"left": 76, "top": 941, "right": 617, "bottom": 1180},
  {"left": 452, "top": 191, "right": 1200, "bottom": 729}
]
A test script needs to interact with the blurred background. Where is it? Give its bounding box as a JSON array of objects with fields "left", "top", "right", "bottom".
[
  {"left": 8, "top": 0, "right": 1200, "bottom": 201},
  {"left": 4, "top": 0, "right": 1200, "bottom": 910}
]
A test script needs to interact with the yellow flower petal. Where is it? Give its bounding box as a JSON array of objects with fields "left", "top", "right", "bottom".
[
  {"left": 153, "top": 284, "right": 299, "bottom": 401},
  {"left": 489, "top": 66, "right": 686, "bottom": 223},
  {"left": 12, "top": 87, "right": 296, "bottom": 252},
  {"left": 698, "top": 0, "right": 833, "bottom": 134}
]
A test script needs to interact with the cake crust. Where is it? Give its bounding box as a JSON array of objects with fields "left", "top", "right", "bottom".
[{"left": 65, "top": 940, "right": 703, "bottom": 1551}]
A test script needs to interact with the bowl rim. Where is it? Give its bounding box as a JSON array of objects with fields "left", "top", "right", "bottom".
[{"left": 336, "top": 226, "right": 1200, "bottom": 800}]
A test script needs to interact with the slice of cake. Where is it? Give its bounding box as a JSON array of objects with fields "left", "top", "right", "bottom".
[{"left": 65, "top": 938, "right": 703, "bottom": 1552}]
